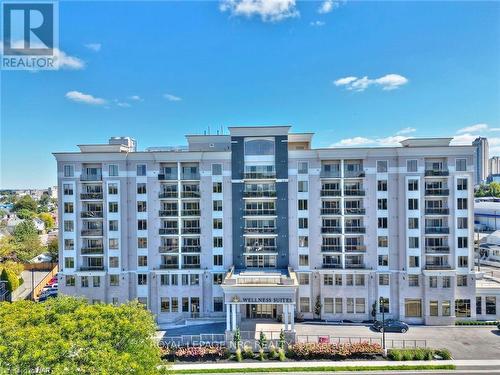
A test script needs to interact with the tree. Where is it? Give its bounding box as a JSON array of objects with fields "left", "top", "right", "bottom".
[
  {"left": 0, "top": 268, "right": 19, "bottom": 292},
  {"left": 13, "top": 195, "right": 37, "bottom": 212},
  {"left": 0, "top": 297, "right": 166, "bottom": 374},
  {"left": 12, "top": 220, "right": 43, "bottom": 262},
  {"left": 489, "top": 182, "right": 500, "bottom": 197},
  {"left": 38, "top": 212, "right": 55, "bottom": 230},
  {"left": 47, "top": 237, "right": 59, "bottom": 262},
  {"left": 16, "top": 208, "right": 36, "bottom": 220},
  {"left": 314, "top": 295, "right": 322, "bottom": 319}
]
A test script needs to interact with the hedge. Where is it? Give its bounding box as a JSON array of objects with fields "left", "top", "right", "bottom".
[
  {"left": 287, "top": 342, "right": 382, "bottom": 360},
  {"left": 388, "top": 348, "right": 452, "bottom": 361},
  {"left": 161, "top": 346, "right": 228, "bottom": 361},
  {"left": 455, "top": 320, "right": 499, "bottom": 326}
]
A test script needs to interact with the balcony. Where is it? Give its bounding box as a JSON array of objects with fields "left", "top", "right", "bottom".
[
  {"left": 159, "top": 210, "right": 178, "bottom": 217},
  {"left": 80, "top": 193, "right": 103, "bottom": 200},
  {"left": 244, "top": 209, "right": 277, "bottom": 216},
  {"left": 344, "top": 208, "right": 366, "bottom": 215},
  {"left": 244, "top": 227, "right": 277, "bottom": 234},
  {"left": 182, "top": 245, "right": 201, "bottom": 253},
  {"left": 243, "top": 191, "right": 276, "bottom": 198},
  {"left": 321, "top": 208, "right": 341, "bottom": 215},
  {"left": 159, "top": 228, "right": 178, "bottom": 235},
  {"left": 344, "top": 171, "right": 365, "bottom": 178},
  {"left": 320, "top": 171, "right": 341, "bottom": 179},
  {"left": 158, "top": 173, "right": 177, "bottom": 181},
  {"left": 159, "top": 191, "right": 178, "bottom": 199},
  {"left": 181, "top": 209, "right": 200, "bottom": 216},
  {"left": 80, "top": 174, "right": 102, "bottom": 182},
  {"left": 80, "top": 229, "right": 103, "bottom": 236},
  {"left": 181, "top": 172, "right": 200, "bottom": 180},
  {"left": 159, "top": 263, "right": 179, "bottom": 269},
  {"left": 344, "top": 226, "right": 366, "bottom": 234},
  {"left": 425, "top": 264, "right": 452, "bottom": 270},
  {"left": 321, "top": 227, "right": 342, "bottom": 234},
  {"left": 345, "top": 263, "right": 366, "bottom": 269},
  {"left": 244, "top": 172, "right": 276, "bottom": 180},
  {"left": 321, "top": 245, "right": 342, "bottom": 252},
  {"left": 244, "top": 245, "right": 277, "bottom": 253},
  {"left": 425, "top": 208, "right": 450, "bottom": 215},
  {"left": 344, "top": 189, "right": 365, "bottom": 196},
  {"left": 182, "top": 228, "right": 200, "bottom": 234},
  {"left": 425, "top": 170, "right": 449, "bottom": 177},
  {"left": 425, "top": 246, "right": 450, "bottom": 254},
  {"left": 322, "top": 263, "right": 343, "bottom": 269},
  {"left": 81, "top": 211, "right": 103, "bottom": 218},
  {"left": 159, "top": 245, "right": 178, "bottom": 253},
  {"left": 321, "top": 190, "right": 341, "bottom": 197},
  {"left": 80, "top": 247, "right": 104, "bottom": 255},
  {"left": 182, "top": 264, "right": 201, "bottom": 269},
  {"left": 345, "top": 245, "right": 366, "bottom": 252},
  {"left": 425, "top": 189, "right": 449, "bottom": 196},
  {"left": 181, "top": 191, "right": 200, "bottom": 199},
  {"left": 425, "top": 227, "right": 450, "bottom": 234},
  {"left": 79, "top": 266, "right": 105, "bottom": 271}
]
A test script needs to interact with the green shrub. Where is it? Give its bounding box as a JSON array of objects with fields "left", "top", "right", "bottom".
[
  {"left": 259, "top": 349, "right": 265, "bottom": 361},
  {"left": 401, "top": 350, "right": 414, "bottom": 361},
  {"left": 268, "top": 344, "right": 277, "bottom": 359},
  {"left": 243, "top": 345, "right": 254, "bottom": 359},
  {"left": 278, "top": 348, "right": 286, "bottom": 362},
  {"left": 436, "top": 349, "right": 452, "bottom": 360},
  {"left": 456, "top": 320, "right": 499, "bottom": 326},
  {"left": 388, "top": 348, "right": 449, "bottom": 361},
  {"left": 413, "top": 348, "right": 425, "bottom": 361},
  {"left": 235, "top": 348, "right": 243, "bottom": 362},
  {"left": 388, "top": 350, "right": 403, "bottom": 361}
]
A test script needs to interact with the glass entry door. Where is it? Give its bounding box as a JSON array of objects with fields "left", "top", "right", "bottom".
[{"left": 247, "top": 304, "right": 276, "bottom": 319}]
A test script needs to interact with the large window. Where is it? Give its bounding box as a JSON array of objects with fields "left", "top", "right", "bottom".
[
  {"left": 324, "top": 298, "right": 334, "bottom": 313},
  {"left": 486, "top": 297, "right": 497, "bottom": 315},
  {"left": 245, "top": 139, "right": 274, "bottom": 155},
  {"left": 455, "top": 299, "right": 471, "bottom": 317},
  {"left": 300, "top": 297, "right": 310, "bottom": 313},
  {"left": 405, "top": 299, "right": 422, "bottom": 317}
]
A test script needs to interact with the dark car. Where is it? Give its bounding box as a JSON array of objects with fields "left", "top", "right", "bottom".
[
  {"left": 38, "top": 291, "right": 57, "bottom": 302},
  {"left": 372, "top": 319, "right": 409, "bottom": 333}
]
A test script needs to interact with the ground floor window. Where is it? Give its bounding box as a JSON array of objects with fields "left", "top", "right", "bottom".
[
  {"left": 171, "top": 297, "right": 178, "bottom": 312},
  {"left": 335, "top": 298, "right": 343, "bottom": 313},
  {"left": 300, "top": 297, "right": 310, "bottom": 313},
  {"left": 182, "top": 297, "right": 189, "bottom": 312},
  {"left": 486, "top": 297, "right": 496, "bottom": 315},
  {"left": 476, "top": 296, "right": 482, "bottom": 315},
  {"left": 161, "top": 297, "right": 170, "bottom": 312},
  {"left": 346, "top": 298, "right": 354, "bottom": 313},
  {"left": 355, "top": 298, "right": 365, "bottom": 313},
  {"left": 405, "top": 299, "right": 422, "bottom": 317},
  {"left": 455, "top": 299, "right": 471, "bottom": 317},
  {"left": 137, "top": 297, "right": 147, "bottom": 308},
  {"left": 442, "top": 300, "right": 451, "bottom": 316},
  {"left": 214, "top": 297, "right": 223, "bottom": 312},
  {"left": 324, "top": 298, "right": 334, "bottom": 313},
  {"left": 429, "top": 300, "right": 438, "bottom": 316}
]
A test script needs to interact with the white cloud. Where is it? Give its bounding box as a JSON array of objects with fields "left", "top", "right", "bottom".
[
  {"left": 318, "top": 0, "right": 335, "bottom": 14},
  {"left": 219, "top": 0, "right": 299, "bottom": 22},
  {"left": 333, "top": 74, "right": 408, "bottom": 92},
  {"left": 332, "top": 134, "right": 408, "bottom": 147},
  {"left": 55, "top": 49, "right": 85, "bottom": 70},
  {"left": 396, "top": 127, "right": 416, "bottom": 135},
  {"left": 65, "top": 91, "right": 106, "bottom": 105},
  {"left": 164, "top": 93, "right": 182, "bottom": 102},
  {"left": 84, "top": 43, "right": 101, "bottom": 52},
  {"left": 129, "top": 95, "right": 143, "bottom": 101},
  {"left": 310, "top": 20, "right": 325, "bottom": 27},
  {"left": 457, "top": 123, "right": 489, "bottom": 134},
  {"left": 116, "top": 102, "right": 131, "bottom": 108}
]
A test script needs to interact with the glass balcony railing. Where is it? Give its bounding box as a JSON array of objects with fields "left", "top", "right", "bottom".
[
  {"left": 344, "top": 171, "right": 365, "bottom": 178},
  {"left": 425, "top": 264, "right": 452, "bottom": 270},
  {"left": 158, "top": 173, "right": 177, "bottom": 180},
  {"left": 80, "top": 174, "right": 102, "bottom": 182},
  {"left": 159, "top": 191, "right": 178, "bottom": 199},
  {"left": 344, "top": 245, "right": 366, "bottom": 252},
  {"left": 320, "top": 171, "right": 341, "bottom": 178},
  {"left": 425, "top": 189, "right": 449, "bottom": 196},
  {"left": 344, "top": 226, "right": 366, "bottom": 233},
  {"left": 344, "top": 208, "right": 366, "bottom": 215},
  {"left": 159, "top": 228, "right": 178, "bottom": 235},
  {"left": 80, "top": 193, "right": 103, "bottom": 200},
  {"left": 320, "top": 190, "right": 341, "bottom": 197},
  {"left": 425, "top": 227, "right": 450, "bottom": 234},
  {"left": 244, "top": 209, "right": 277, "bottom": 216},
  {"left": 159, "top": 263, "right": 179, "bottom": 269},
  {"left": 243, "top": 191, "right": 277, "bottom": 198},
  {"left": 425, "top": 169, "right": 449, "bottom": 177},
  {"left": 80, "top": 229, "right": 103, "bottom": 236},
  {"left": 321, "top": 245, "right": 342, "bottom": 252},
  {"left": 181, "top": 191, "right": 200, "bottom": 198},
  {"left": 181, "top": 209, "right": 201, "bottom": 216},
  {"left": 321, "top": 227, "right": 342, "bottom": 234},
  {"left": 244, "top": 245, "right": 277, "bottom": 252},
  {"left": 321, "top": 208, "right": 341, "bottom": 215},
  {"left": 159, "top": 210, "right": 178, "bottom": 217},
  {"left": 344, "top": 263, "right": 366, "bottom": 269},
  {"left": 344, "top": 189, "right": 365, "bottom": 196},
  {"left": 244, "top": 172, "right": 276, "bottom": 179},
  {"left": 244, "top": 227, "right": 277, "bottom": 234},
  {"left": 425, "top": 246, "right": 450, "bottom": 254},
  {"left": 158, "top": 245, "right": 178, "bottom": 253},
  {"left": 425, "top": 208, "right": 450, "bottom": 215},
  {"left": 79, "top": 266, "right": 105, "bottom": 271},
  {"left": 80, "top": 247, "right": 104, "bottom": 255},
  {"left": 81, "top": 211, "right": 103, "bottom": 218},
  {"left": 182, "top": 227, "right": 201, "bottom": 234},
  {"left": 322, "top": 263, "right": 343, "bottom": 269},
  {"left": 181, "top": 245, "right": 201, "bottom": 253}
]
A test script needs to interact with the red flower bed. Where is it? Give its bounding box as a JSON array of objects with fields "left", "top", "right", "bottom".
[
  {"left": 162, "top": 346, "right": 228, "bottom": 361},
  {"left": 288, "top": 342, "right": 382, "bottom": 360}
]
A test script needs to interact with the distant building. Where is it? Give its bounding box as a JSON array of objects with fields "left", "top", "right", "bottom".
[
  {"left": 48, "top": 186, "right": 58, "bottom": 199},
  {"left": 489, "top": 156, "right": 500, "bottom": 176},
  {"left": 473, "top": 137, "right": 489, "bottom": 185},
  {"left": 474, "top": 198, "right": 500, "bottom": 231}
]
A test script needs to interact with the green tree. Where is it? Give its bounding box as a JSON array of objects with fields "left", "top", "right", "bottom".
[
  {"left": 13, "top": 195, "right": 37, "bottom": 212},
  {"left": 489, "top": 182, "right": 500, "bottom": 197},
  {"left": 12, "top": 220, "right": 43, "bottom": 262},
  {"left": 47, "top": 237, "right": 59, "bottom": 262},
  {"left": 16, "top": 208, "right": 36, "bottom": 220},
  {"left": 38, "top": 212, "right": 55, "bottom": 230},
  {"left": 0, "top": 297, "right": 166, "bottom": 374},
  {"left": 0, "top": 268, "right": 19, "bottom": 292},
  {"left": 314, "top": 295, "right": 322, "bottom": 319}
]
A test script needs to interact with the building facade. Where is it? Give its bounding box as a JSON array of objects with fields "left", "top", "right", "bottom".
[
  {"left": 473, "top": 137, "right": 489, "bottom": 185},
  {"left": 54, "top": 126, "right": 478, "bottom": 328}
]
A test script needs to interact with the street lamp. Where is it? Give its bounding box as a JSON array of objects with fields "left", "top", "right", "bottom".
[{"left": 379, "top": 297, "right": 386, "bottom": 356}]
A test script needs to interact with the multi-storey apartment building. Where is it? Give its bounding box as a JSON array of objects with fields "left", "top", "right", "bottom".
[
  {"left": 473, "top": 136, "right": 489, "bottom": 185},
  {"left": 54, "top": 126, "right": 478, "bottom": 329}
]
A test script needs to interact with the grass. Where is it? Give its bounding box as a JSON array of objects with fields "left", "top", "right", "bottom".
[{"left": 169, "top": 364, "right": 456, "bottom": 374}]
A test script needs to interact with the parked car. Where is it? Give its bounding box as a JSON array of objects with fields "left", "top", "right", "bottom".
[
  {"left": 39, "top": 293, "right": 57, "bottom": 302},
  {"left": 372, "top": 319, "right": 409, "bottom": 333},
  {"left": 47, "top": 277, "right": 58, "bottom": 285},
  {"left": 39, "top": 288, "right": 58, "bottom": 299}
]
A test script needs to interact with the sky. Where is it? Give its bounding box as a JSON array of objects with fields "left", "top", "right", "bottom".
[{"left": 1, "top": 0, "right": 499, "bottom": 189}]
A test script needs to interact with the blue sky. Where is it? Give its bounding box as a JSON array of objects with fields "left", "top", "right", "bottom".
[{"left": 1, "top": 0, "right": 499, "bottom": 188}]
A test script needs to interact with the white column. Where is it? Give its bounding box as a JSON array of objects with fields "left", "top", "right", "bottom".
[
  {"left": 284, "top": 304, "right": 289, "bottom": 331},
  {"left": 231, "top": 303, "right": 237, "bottom": 331},
  {"left": 226, "top": 303, "right": 230, "bottom": 331},
  {"left": 290, "top": 304, "right": 295, "bottom": 332}
]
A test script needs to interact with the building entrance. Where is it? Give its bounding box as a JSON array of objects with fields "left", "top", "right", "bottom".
[{"left": 246, "top": 304, "right": 277, "bottom": 319}]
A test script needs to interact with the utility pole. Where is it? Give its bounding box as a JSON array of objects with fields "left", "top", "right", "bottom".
[{"left": 379, "top": 297, "right": 386, "bottom": 356}]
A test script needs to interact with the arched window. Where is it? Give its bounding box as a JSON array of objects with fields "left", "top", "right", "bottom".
[{"left": 244, "top": 139, "right": 274, "bottom": 156}]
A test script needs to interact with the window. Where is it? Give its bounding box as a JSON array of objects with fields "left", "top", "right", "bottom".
[
  {"left": 109, "top": 275, "right": 119, "bottom": 286},
  {"left": 298, "top": 181, "right": 308, "bottom": 192},
  {"left": 345, "top": 274, "right": 353, "bottom": 286},
  {"left": 324, "top": 274, "right": 333, "bottom": 285},
  {"left": 429, "top": 276, "right": 437, "bottom": 288},
  {"left": 214, "top": 297, "right": 224, "bottom": 312},
  {"left": 213, "top": 218, "right": 223, "bottom": 229},
  {"left": 213, "top": 273, "right": 224, "bottom": 285},
  {"left": 64, "top": 202, "right": 74, "bottom": 213},
  {"left": 171, "top": 297, "right": 179, "bottom": 312},
  {"left": 457, "top": 217, "right": 468, "bottom": 229},
  {"left": 108, "top": 183, "right": 118, "bottom": 195},
  {"left": 64, "top": 257, "right": 74, "bottom": 269},
  {"left": 81, "top": 276, "right": 89, "bottom": 288},
  {"left": 455, "top": 299, "right": 471, "bottom": 317},
  {"left": 213, "top": 182, "right": 223, "bottom": 193},
  {"left": 335, "top": 274, "right": 342, "bottom": 286},
  {"left": 486, "top": 297, "right": 496, "bottom": 315},
  {"left": 109, "top": 164, "right": 118, "bottom": 177},
  {"left": 160, "top": 297, "right": 170, "bottom": 313},
  {"left": 324, "top": 298, "right": 334, "bottom": 313},
  {"left": 213, "top": 237, "right": 223, "bottom": 248},
  {"left": 377, "top": 160, "right": 388, "bottom": 173},
  {"left": 378, "top": 255, "right": 388, "bottom": 266},
  {"left": 213, "top": 200, "right": 223, "bottom": 211},
  {"left": 65, "top": 275, "right": 75, "bottom": 287},
  {"left": 109, "top": 239, "right": 119, "bottom": 250},
  {"left": 408, "top": 198, "right": 419, "bottom": 210},
  {"left": 137, "top": 220, "right": 147, "bottom": 231},
  {"left": 476, "top": 296, "right": 482, "bottom": 315},
  {"left": 429, "top": 301, "right": 438, "bottom": 316},
  {"left": 458, "top": 237, "right": 468, "bottom": 249},
  {"left": 355, "top": 298, "right": 365, "bottom": 313},
  {"left": 64, "top": 239, "right": 74, "bottom": 250},
  {"left": 298, "top": 273, "right": 309, "bottom": 285},
  {"left": 298, "top": 199, "right": 308, "bottom": 210},
  {"left": 93, "top": 276, "right": 100, "bottom": 288},
  {"left": 442, "top": 276, "right": 451, "bottom": 288},
  {"left": 457, "top": 198, "right": 468, "bottom": 210},
  {"left": 408, "top": 179, "right": 418, "bottom": 191},
  {"left": 298, "top": 218, "right": 308, "bottom": 229},
  {"left": 409, "top": 237, "right": 419, "bottom": 249},
  {"left": 160, "top": 274, "right": 169, "bottom": 286},
  {"left": 379, "top": 298, "right": 389, "bottom": 313},
  {"left": 136, "top": 164, "right": 146, "bottom": 176},
  {"left": 299, "top": 254, "right": 309, "bottom": 266},
  {"left": 109, "top": 257, "right": 119, "bottom": 268},
  {"left": 457, "top": 178, "right": 468, "bottom": 190},
  {"left": 378, "top": 217, "right": 387, "bottom": 229},
  {"left": 138, "top": 255, "right": 148, "bottom": 267},
  {"left": 409, "top": 256, "right": 420, "bottom": 267},
  {"left": 377, "top": 180, "right": 387, "bottom": 191},
  {"left": 245, "top": 139, "right": 274, "bottom": 156},
  {"left": 137, "top": 201, "right": 147, "bottom": 212},
  {"left": 405, "top": 299, "right": 422, "bottom": 317},
  {"left": 379, "top": 274, "right": 389, "bottom": 285},
  {"left": 457, "top": 275, "right": 468, "bottom": 287},
  {"left": 456, "top": 158, "right": 467, "bottom": 172},
  {"left": 408, "top": 218, "right": 419, "bottom": 229},
  {"left": 378, "top": 236, "right": 388, "bottom": 248},
  {"left": 298, "top": 162, "right": 308, "bottom": 174},
  {"left": 182, "top": 297, "right": 189, "bottom": 312},
  {"left": 137, "top": 237, "right": 147, "bottom": 248},
  {"left": 298, "top": 236, "right": 308, "bottom": 247},
  {"left": 64, "top": 221, "right": 74, "bottom": 232},
  {"left": 109, "top": 202, "right": 118, "bottom": 213},
  {"left": 137, "top": 274, "right": 147, "bottom": 285},
  {"left": 300, "top": 297, "right": 310, "bottom": 313},
  {"left": 377, "top": 199, "right": 387, "bottom": 210},
  {"left": 109, "top": 220, "right": 118, "bottom": 231},
  {"left": 63, "top": 184, "right": 73, "bottom": 195},
  {"left": 407, "top": 160, "right": 417, "bottom": 172},
  {"left": 355, "top": 274, "right": 365, "bottom": 286},
  {"left": 190, "top": 274, "right": 199, "bottom": 285},
  {"left": 335, "top": 297, "right": 343, "bottom": 313},
  {"left": 171, "top": 275, "right": 178, "bottom": 285},
  {"left": 63, "top": 165, "right": 74, "bottom": 177},
  {"left": 442, "top": 300, "right": 451, "bottom": 316},
  {"left": 346, "top": 298, "right": 354, "bottom": 313},
  {"left": 137, "top": 183, "right": 147, "bottom": 194},
  {"left": 213, "top": 254, "right": 223, "bottom": 266},
  {"left": 458, "top": 256, "right": 468, "bottom": 268},
  {"left": 212, "top": 164, "right": 222, "bottom": 175},
  {"left": 408, "top": 274, "right": 419, "bottom": 287}
]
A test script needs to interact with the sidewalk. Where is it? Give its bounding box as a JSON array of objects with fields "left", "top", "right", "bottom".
[{"left": 171, "top": 359, "right": 500, "bottom": 371}]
